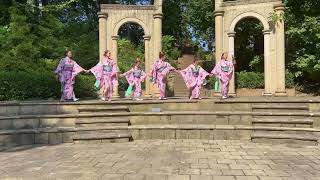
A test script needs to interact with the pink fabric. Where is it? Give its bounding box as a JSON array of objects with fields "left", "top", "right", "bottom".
[
  {"left": 211, "top": 59, "right": 234, "bottom": 97},
  {"left": 55, "top": 57, "right": 84, "bottom": 100},
  {"left": 122, "top": 66, "right": 146, "bottom": 98},
  {"left": 90, "top": 57, "right": 119, "bottom": 99},
  {"left": 151, "top": 59, "right": 175, "bottom": 98},
  {"left": 180, "top": 64, "right": 209, "bottom": 99}
]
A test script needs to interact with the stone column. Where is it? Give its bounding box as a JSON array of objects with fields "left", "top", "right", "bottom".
[
  {"left": 153, "top": 13, "right": 163, "bottom": 59},
  {"left": 144, "top": 35, "right": 152, "bottom": 97},
  {"left": 98, "top": 12, "right": 108, "bottom": 61},
  {"left": 214, "top": 11, "right": 224, "bottom": 63},
  {"left": 274, "top": 4, "right": 287, "bottom": 96},
  {"left": 263, "top": 30, "right": 272, "bottom": 96},
  {"left": 214, "top": 11, "right": 224, "bottom": 96},
  {"left": 111, "top": 35, "right": 119, "bottom": 98},
  {"left": 228, "top": 32, "right": 236, "bottom": 96},
  {"left": 152, "top": 13, "right": 163, "bottom": 97}
]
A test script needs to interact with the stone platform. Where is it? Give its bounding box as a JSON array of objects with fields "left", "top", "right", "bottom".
[
  {"left": 1, "top": 140, "right": 320, "bottom": 179},
  {"left": 1, "top": 97, "right": 320, "bottom": 146}
]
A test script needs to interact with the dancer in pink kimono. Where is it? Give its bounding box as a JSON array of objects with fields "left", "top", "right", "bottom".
[
  {"left": 211, "top": 52, "right": 234, "bottom": 99},
  {"left": 180, "top": 58, "right": 209, "bottom": 100},
  {"left": 150, "top": 52, "right": 176, "bottom": 100},
  {"left": 55, "top": 50, "right": 86, "bottom": 102},
  {"left": 90, "top": 50, "right": 119, "bottom": 101},
  {"left": 120, "top": 58, "right": 146, "bottom": 101}
]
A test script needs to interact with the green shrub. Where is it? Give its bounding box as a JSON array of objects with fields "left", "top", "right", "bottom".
[
  {"left": 235, "top": 71, "right": 296, "bottom": 89},
  {"left": 74, "top": 75, "right": 97, "bottom": 99},
  {"left": 285, "top": 71, "right": 295, "bottom": 88},
  {"left": 0, "top": 71, "right": 97, "bottom": 101},
  {"left": 0, "top": 71, "right": 60, "bottom": 100},
  {"left": 236, "top": 71, "right": 264, "bottom": 89}
]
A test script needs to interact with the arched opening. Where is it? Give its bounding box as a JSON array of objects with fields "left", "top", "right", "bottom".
[
  {"left": 232, "top": 17, "right": 266, "bottom": 92},
  {"left": 116, "top": 22, "right": 146, "bottom": 95}
]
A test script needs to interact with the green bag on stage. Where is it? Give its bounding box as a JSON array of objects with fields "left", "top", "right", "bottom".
[
  {"left": 94, "top": 80, "right": 100, "bottom": 89},
  {"left": 214, "top": 80, "right": 220, "bottom": 91},
  {"left": 125, "top": 85, "right": 133, "bottom": 97}
]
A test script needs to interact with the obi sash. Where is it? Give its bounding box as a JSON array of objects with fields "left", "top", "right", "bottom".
[
  {"left": 221, "top": 65, "right": 230, "bottom": 73},
  {"left": 133, "top": 71, "right": 141, "bottom": 78},
  {"left": 192, "top": 67, "right": 200, "bottom": 77},
  {"left": 103, "top": 65, "right": 113, "bottom": 72},
  {"left": 157, "top": 66, "right": 166, "bottom": 73},
  {"left": 63, "top": 63, "right": 74, "bottom": 71}
]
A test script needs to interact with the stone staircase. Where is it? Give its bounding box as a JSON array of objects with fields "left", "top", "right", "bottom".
[
  {"left": 250, "top": 103, "right": 318, "bottom": 145},
  {"left": 73, "top": 105, "right": 132, "bottom": 143}
]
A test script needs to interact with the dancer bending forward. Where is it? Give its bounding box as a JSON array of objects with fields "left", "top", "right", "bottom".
[{"left": 180, "top": 58, "right": 209, "bottom": 100}]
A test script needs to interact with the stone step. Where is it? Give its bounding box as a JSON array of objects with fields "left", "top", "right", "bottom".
[
  {"left": 251, "top": 131, "right": 318, "bottom": 145},
  {"left": 252, "top": 118, "right": 313, "bottom": 128},
  {"left": 76, "top": 118, "right": 129, "bottom": 127},
  {"left": 73, "top": 132, "right": 131, "bottom": 143},
  {"left": 75, "top": 126, "right": 128, "bottom": 132},
  {"left": 78, "top": 106, "right": 129, "bottom": 113},
  {"left": 252, "top": 104, "right": 309, "bottom": 112}
]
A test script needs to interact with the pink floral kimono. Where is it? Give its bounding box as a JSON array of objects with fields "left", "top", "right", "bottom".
[
  {"left": 122, "top": 66, "right": 146, "bottom": 98},
  {"left": 180, "top": 64, "right": 209, "bottom": 99},
  {"left": 211, "top": 59, "right": 234, "bottom": 97},
  {"left": 90, "top": 57, "right": 119, "bottom": 100},
  {"left": 55, "top": 57, "right": 84, "bottom": 101},
  {"left": 151, "top": 59, "right": 175, "bottom": 99}
]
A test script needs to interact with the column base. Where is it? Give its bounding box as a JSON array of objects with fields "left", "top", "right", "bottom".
[
  {"left": 112, "top": 94, "right": 120, "bottom": 98},
  {"left": 214, "top": 91, "right": 221, "bottom": 97},
  {"left": 263, "top": 92, "right": 273, "bottom": 97},
  {"left": 144, "top": 94, "right": 153, "bottom": 98},
  {"left": 275, "top": 91, "right": 287, "bottom": 97}
]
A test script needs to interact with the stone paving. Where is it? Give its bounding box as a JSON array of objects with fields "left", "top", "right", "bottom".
[{"left": 0, "top": 140, "right": 320, "bottom": 180}]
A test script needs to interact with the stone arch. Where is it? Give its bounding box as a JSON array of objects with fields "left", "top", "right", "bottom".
[
  {"left": 113, "top": 17, "right": 151, "bottom": 37},
  {"left": 229, "top": 12, "right": 270, "bottom": 32},
  {"left": 98, "top": 1, "right": 163, "bottom": 97},
  {"left": 214, "top": 0, "right": 286, "bottom": 96}
]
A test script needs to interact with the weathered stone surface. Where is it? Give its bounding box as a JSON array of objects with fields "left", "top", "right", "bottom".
[
  {"left": 0, "top": 119, "right": 12, "bottom": 130},
  {"left": 48, "top": 133, "right": 62, "bottom": 144},
  {"left": 164, "top": 129, "right": 176, "bottom": 139},
  {"left": 0, "top": 140, "right": 319, "bottom": 179},
  {"left": 6, "top": 106, "right": 19, "bottom": 116},
  {"left": 62, "top": 132, "right": 74, "bottom": 143},
  {"left": 240, "top": 115, "right": 252, "bottom": 125},
  {"left": 35, "top": 133, "right": 49, "bottom": 144},
  {"left": 12, "top": 118, "right": 39, "bottom": 129},
  {"left": 139, "top": 129, "right": 152, "bottom": 139},
  {"left": 176, "top": 130, "right": 188, "bottom": 139},
  {"left": 216, "top": 115, "right": 229, "bottom": 125}
]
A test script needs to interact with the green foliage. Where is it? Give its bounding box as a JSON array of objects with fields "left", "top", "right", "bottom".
[
  {"left": 249, "top": 55, "right": 264, "bottom": 72},
  {"left": 74, "top": 75, "right": 97, "bottom": 98},
  {"left": 162, "top": 35, "right": 181, "bottom": 67},
  {"left": 234, "top": 18, "right": 264, "bottom": 73},
  {"left": 285, "top": 71, "right": 295, "bottom": 88},
  {"left": 0, "top": 4, "right": 40, "bottom": 72},
  {"left": 0, "top": 71, "right": 60, "bottom": 101},
  {"left": 117, "top": 38, "right": 144, "bottom": 72},
  {"left": 0, "top": 71, "right": 97, "bottom": 101},
  {"left": 236, "top": 71, "right": 296, "bottom": 89},
  {"left": 236, "top": 71, "right": 264, "bottom": 89}
]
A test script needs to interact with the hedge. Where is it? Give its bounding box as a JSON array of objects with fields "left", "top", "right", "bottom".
[
  {"left": 0, "top": 71, "right": 97, "bottom": 101},
  {"left": 235, "top": 71, "right": 295, "bottom": 89}
]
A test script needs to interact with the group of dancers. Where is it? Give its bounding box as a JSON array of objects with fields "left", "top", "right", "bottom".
[{"left": 55, "top": 50, "right": 234, "bottom": 102}]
